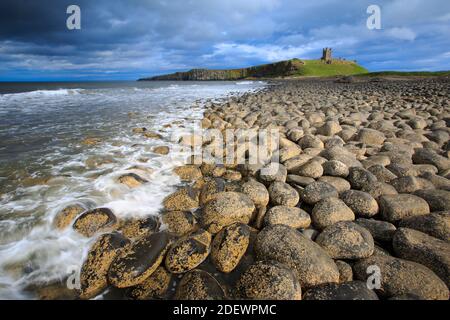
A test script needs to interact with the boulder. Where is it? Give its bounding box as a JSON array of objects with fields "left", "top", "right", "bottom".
[
  {"left": 355, "top": 218, "right": 396, "bottom": 242},
  {"left": 126, "top": 266, "right": 171, "bottom": 300},
  {"left": 53, "top": 204, "right": 84, "bottom": 230},
  {"left": 235, "top": 261, "right": 302, "bottom": 300},
  {"left": 211, "top": 223, "right": 250, "bottom": 273},
  {"left": 399, "top": 212, "right": 449, "bottom": 241},
  {"left": 163, "top": 187, "right": 199, "bottom": 211},
  {"left": 165, "top": 229, "right": 211, "bottom": 273},
  {"left": 201, "top": 192, "right": 255, "bottom": 234},
  {"left": 161, "top": 211, "right": 196, "bottom": 236},
  {"left": 79, "top": 233, "right": 130, "bottom": 299},
  {"left": 311, "top": 198, "right": 355, "bottom": 229},
  {"left": 73, "top": 208, "right": 117, "bottom": 237},
  {"left": 300, "top": 181, "right": 339, "bottom": 205},
  {"left": 108, "top": 232, "right": 172, "bottom": 288},
  {"left": 316, "top": 222, "right": 374, "bottom": 259},
  {"left": 353, "top": 255, "right": 448, "bottom": 300},
  {"left": 175, "top": 270, "right": 225, "bottom": 300},
  {"left": 393, "top": 228, "right": 450, "bottom": 287},
  {"left": 268, "top": 181, "right": 299, "bottom": 207},
  {"left": 340, "top": 190, "right": 379, "bottom": 218},
  {"left": 303, "top": 281, "right": 379, "bottom": 300},
  {"left": 378, "top": 194, "right": 430, "bottom": 222},
  {"left": 241, "top": 179, "right": 269, "bottom": 208},
  {"left": 255, "top": 224, "right": 339, "bottom": 288},
  {"left": 264, "top": 205, "right": 311, "bottom": 229}
]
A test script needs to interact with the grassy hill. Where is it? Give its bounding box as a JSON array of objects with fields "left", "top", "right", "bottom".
[
  {"left": 288, "top": 59, "right": 368, "bottom": 77},
  {"left": 139, "top": 58, "right": 369, "bottom": 81}
]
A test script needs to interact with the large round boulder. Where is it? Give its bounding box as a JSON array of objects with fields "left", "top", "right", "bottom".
[
  {"left": 73, "top": 208, "right": 118, "bottom": 237},
  {"left": 315, "top": 222, "right": 374, "bottom": 259},
  {"left": 201, "top": 192, "right": 255, "bottom": 234},
  {"left": 165, "top": 229, "right": 212, "bottom": 273},
  {"left": 108, "top": 232, "right": 172, "bottom": 288},
  {"left": 211, "top": 223, "right": 250, "bottom": 273},
  {"left": 255, "top": 224, "right": 339, "bottom": 288},
  {"left": 235, "top": 261, "right": 302, "bottom": 300}
]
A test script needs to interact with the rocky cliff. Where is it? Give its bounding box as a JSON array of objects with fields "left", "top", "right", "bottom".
[{"left": 138, "top": 59, "right": 303, "bottom": 81}]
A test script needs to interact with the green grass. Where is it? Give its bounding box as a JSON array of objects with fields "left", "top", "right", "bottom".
[
  {"left": 362, "top": 71, "right": 450, "bottom": 77},
  {"left": 291, "top": 59, "right": 369, "bottom": 77}
]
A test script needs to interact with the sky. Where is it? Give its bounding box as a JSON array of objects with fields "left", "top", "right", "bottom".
[{"left": 0, "top": 0, "right": 449, "bottom": 81}]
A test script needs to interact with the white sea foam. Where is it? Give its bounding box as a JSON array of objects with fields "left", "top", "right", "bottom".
[{"left": 0, "top": 81, "right": 266, "bottom": 299}]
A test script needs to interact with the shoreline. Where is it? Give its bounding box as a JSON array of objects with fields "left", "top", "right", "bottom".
[{"left": 25, "top": 77, "right": 450, "bottom": 299}]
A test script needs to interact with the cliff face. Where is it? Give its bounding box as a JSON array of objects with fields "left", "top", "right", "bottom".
[{"left": 139, "top": 59, "right": 302, "bottom": 81}]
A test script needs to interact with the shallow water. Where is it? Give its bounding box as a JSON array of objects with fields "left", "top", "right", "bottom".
[{"left": 0, "top": 80, "right": 265, "bottom": 299}]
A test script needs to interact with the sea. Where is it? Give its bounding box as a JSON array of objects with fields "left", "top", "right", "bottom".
[{"left": 0, "top": 80, "right": 266, "bottom": 299}]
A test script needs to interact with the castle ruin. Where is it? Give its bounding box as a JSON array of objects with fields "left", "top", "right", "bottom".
[{"left": 321, "top": 48, "right": 332, "bottom": 64}]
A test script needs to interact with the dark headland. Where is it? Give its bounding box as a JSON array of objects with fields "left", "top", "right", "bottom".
[{"left": 138, "top": 48, "right": 369, "bottom": 81}]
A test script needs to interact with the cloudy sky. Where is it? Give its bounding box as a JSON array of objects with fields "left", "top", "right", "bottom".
[{"left": 0, "top": 0, "right": 449, "bottom": 80}]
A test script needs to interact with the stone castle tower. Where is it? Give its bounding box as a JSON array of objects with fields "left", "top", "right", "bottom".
[{"left": 321, "top": 48, "right": 332, "bottom": 64}]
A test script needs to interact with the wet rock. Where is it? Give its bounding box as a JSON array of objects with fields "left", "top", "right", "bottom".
[
  {"left": 152, "top": 146, "right": 170, "bottom": 155},
  {"left": 353, "top": 254, "right": 449, "bottom": 300},
  {"left": 82, "top": 137, "right": 102, "bottom": 146},
  {"left": 108, "top": 232, "right": 172, "bottom": 288},
  {"left": 340, "top": 190, "right": 379, "bottom": 218},
  {"left": 322, "top": 160, "right": 349, "bottom": 178},
  {"left": 356, "top": 218, "right": 396, "bottom": 242},
  {"left": 316, "top": 221, "right": 374, "bottom": 259},
  {"left": 235, "top": 261, "right": 302, "bottom": 300},
  {"left": 318, "top": 176, "right": 351, "bottom": 194},
  {"left": 199, "top": 177, "right": 226, "bottom": 205},
  {"left": 211, "top": 222, "right": 250, "bottom": 273},
  {"left": 347, "top": 167, "right": 378, "bottom": 190},
  {"left": 303, "top": 281, "right": 379, "bottom": 300},
  {"left": 161, "top": 211, "right": 196, "bottom": 236},
  {"left": 241, "top": 179, "right": 269, "bottom": 208},
  {"left": 173, "top": 165, "right": 202, "bottom": 181},
  {"left": 413, "top": 189, "right": 450, "bottom": 211},
  {"left": 118, "top": 173, "right": 148, "bottom": 188},
  {"left": 264, "top": 205, "right": 311, "bottom": 229},
  {"left": 300, "top": 181, "right": 339, "bottom": 205},
  {"left": 268, "top": 181, "right": 299, "bottom": 207},
  {"left": 378, "top": 194, "right": 430, "bottom": 222},
  {"left": 126, "top": 266, "right": 171, "bottom": 300},
  {"left": 296, "top": 160, "right": 323, "bottom": 179},
  {"left": 165, "top": 229, "right": 212, "bottom": 273},
  {"left": 118, "top": 216, "right": 160, "bottom": 239},
  {"left": 175, "top": 269, "right": 225, "bottom": 300},
  {"left": 73, "top": 208, "right": 118, "bottom": 237},
  {"left": 163, "top": 187, "right": 199, "bottom": 211},
  {"left": 201, "top": 192, "right": 255, "bottom": 234},
  {"left": 179, "top": 134, "right": 203, "bottom": 147},
  {"left": 335, "top": 260, "right": 353, "bottom": 283},
  {"left": 255, "top": 224, "right": 339, "bottom": 288},
  {"left": 311, "top": 198, "right": 355, "bottom": 230},
  {"left": 53, "top": 204, "right": 84, "bottom": 230},
  {"left": 393, "top": 228, "right": 450, "bottom": 287},
  {"left": 79, "top": 233, "right": 130, "bottom": 299},
  {"left": 143, "top": 131, "right": 163, "bottom": 139},
  {"left": 399, "top": 212, "right": 449, "bottom": 241}
]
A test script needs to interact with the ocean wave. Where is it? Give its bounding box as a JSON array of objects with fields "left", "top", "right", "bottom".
[{"left": 0, "top": 88, "right": 84, "bottom": 98}]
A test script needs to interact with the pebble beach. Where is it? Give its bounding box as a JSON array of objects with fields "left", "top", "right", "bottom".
[{"left": 27, "top": 76, "right": 450, "bottom": 300}]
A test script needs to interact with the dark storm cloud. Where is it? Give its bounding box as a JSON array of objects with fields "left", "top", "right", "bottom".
[{"left": 0, "top": 0, "right": 449, "bottom": 80}]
